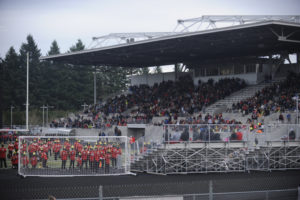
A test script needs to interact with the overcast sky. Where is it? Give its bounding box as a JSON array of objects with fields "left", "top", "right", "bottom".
[{"left": 0, "top": 0, "right": 300, "bottom": 59}]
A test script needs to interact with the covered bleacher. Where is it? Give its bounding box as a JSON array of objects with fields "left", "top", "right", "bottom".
[{"left": 41, "top": 17, "right": 300, "bottom": 175}]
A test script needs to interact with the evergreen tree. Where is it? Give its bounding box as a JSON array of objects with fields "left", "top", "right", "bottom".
[
  {"left": 69, "top": 39, "right": 85, "bottom": 52},
  {"left": 48, "top": 40, "right": 60, "bottom": 55},
  {"left": 2, "top": 47, "right": 22, "bottom": 109},
  {"left": 1, "top": 36, "right": 130, "bottom": 124},
  {"left": 141, "top": 67, "right": 150, "bottom": 75},
  {"left": 154, "top": 66, "right": 162, "bottom": 73},
  {"left": 0, "top": 57, "right": 3, "bottom": 128}
]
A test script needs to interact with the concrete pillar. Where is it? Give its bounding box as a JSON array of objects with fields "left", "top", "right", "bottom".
[
  {"left": 297, "top": 53, "right": 300, "bottom": 73},
  {"left": 175, "top": 63, "right": 179, "bottom": 81}
]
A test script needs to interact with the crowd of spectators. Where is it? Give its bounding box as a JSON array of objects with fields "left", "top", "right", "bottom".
[
  {"left": 154, "top": 112, "right": 242, "bottom": 126},
  {"left": 49, "top": 76, "right": 246, "bottom": 129},
  {"left": 59, "top": 76, "right": 246, "bottom": 128},
  {"left": 232, "top": 72, "right": 300, "bottom": 120}
]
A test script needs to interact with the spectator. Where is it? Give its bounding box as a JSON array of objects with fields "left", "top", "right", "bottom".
[
  {"left": 180, "top": 128, "right": 189, "bottom": 141},
  {"left": 289, "top": 129, "right": 296, "bottom": 140},
  {"left": 0, "top": 144, "right": 7, "bottom": 168}
]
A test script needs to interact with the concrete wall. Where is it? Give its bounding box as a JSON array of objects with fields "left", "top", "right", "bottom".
[
  {"left": 130, "top": 72, "right": 191, "bottom": 86},
  {"left": 277, "top": 63, "right": 300, "bottom": 77},
  {"left": 193, "top": 73, "right": 258, "bottom": 85}
]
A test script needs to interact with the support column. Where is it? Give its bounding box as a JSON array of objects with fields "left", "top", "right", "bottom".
[
  {"left": 175, "top": 63, "right": 179, "bottom": 81},
  {"left": 297, "top": 53, "right": 300, "bottom": 73}
]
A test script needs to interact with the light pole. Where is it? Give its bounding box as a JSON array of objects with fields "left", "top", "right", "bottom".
[
  {"left": 10, "top": 105, "right": 14, "bottom": 129},
  {"left": 40, "top": 105, "right": 47, "bottom": 127},
  {"left": 26, "top": 52, "right": 29, "bottom": 130},
  {"left": 46, "top": 105, "right": 54, "bottom": 127},
  {"left": 93, "top": 69, "right": 101, "bottom": 105},
  {"left": 94, "top": 72, "right": 96, "bottom": 105}
]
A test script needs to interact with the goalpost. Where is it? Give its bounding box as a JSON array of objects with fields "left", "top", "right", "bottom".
[{"left": 18, "top": 136, "right": 132, "bottom": 177}]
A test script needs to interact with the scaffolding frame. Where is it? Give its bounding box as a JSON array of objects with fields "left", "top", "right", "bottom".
[{"left": 131, "top": 124, "right": 300, "bottom": 175}]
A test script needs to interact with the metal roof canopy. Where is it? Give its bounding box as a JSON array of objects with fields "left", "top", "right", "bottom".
[{"left": 41, "top": 21, "right": 300, "bottom": 67}]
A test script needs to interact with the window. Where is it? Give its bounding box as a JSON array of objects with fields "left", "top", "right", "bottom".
[
  {"left": 246, "top": 64, "right": 256, "bottom": 73},
  {"left": 234, "top": 64, "right": 244, "bottom": 74},
  {"left": 194, "top": 67, "right": 206, "bottom": 77},
  {"left": 220, "top": 65, "right": 234, "bottom": 75},
  {"left": 206, "top": 67, "right": 218, "bottom": 76}
]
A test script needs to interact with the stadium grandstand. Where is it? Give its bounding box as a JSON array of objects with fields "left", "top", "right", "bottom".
[{"left": 1, "top": 15, "right": 300, "bottom": 200}]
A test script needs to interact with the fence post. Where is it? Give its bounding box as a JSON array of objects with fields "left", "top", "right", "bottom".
[
  {"left": 99, "top": 185, "right": 103, "bottom": 200},
  {"left": 209, "top": 180, "right": 213, "bottom": 200},
  {"left": 265, "top": 190, "right": 269, "bottom": 200},
  {"left": 298, "top": 185, "right": 300, "bottom": 200}
]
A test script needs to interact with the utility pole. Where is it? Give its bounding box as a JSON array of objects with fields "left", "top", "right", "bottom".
[
  {"left": 46, "top": 105, "right": 54, "bottom": 127},
  {"left": 10, "top": 105, "right": 15, "bottom": 129},
  {"left": 94, "top": 72, "right": 96, "bottom": 105},
  {"left": 26, "top": 52, "right": 29, "bottom": 130},
  {"left": 40, "top": 105, "right": 47, "bottom": 127}
]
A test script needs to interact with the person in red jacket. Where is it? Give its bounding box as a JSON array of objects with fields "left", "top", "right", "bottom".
[
  {"left": 60, "top": 147, "right": 68, "bottom": 169},
  {"left": 111, "top": 146, "right": 118, "bottom": 168},
  {"left": 11, "top": 151, "right": 18, "bottom": 169},
  {"left": 47, "top": 139, "right": 53, "bottom": 156},
  {"left": 69, "top": 146, "right": 76, "bottom": 169},
  {"left": 8, "top": 142, "right": 14, "bottom": 158},
  {"left": 42, "top": 142, "right": 49, "bottom": 157},
  {"left": 81, "top": 146, "right": 88, "bottom": 169},
  {"left": 21, "top": 140, "right": 27, "bottom": 154},
  {"left": 104, "top": 153, "right": 111, "bottom": 174},
  {"left": 76, "top": 141, "right": 83, "bottom": 156},
  {"left": 28, "top": 142, "right": 35, "bottom": 158},
  {"left": 77, "top": 152, "right": 82, "bottom": 170},
  {"left": 30, "top": 152, "right": 37, "bottom": 168},
  {"left": 53, "top": 141, "right": 61, "bottom": 160},
  {"left": 14, "top": 139, "right": 19, "bottom": 151},
  {"left": 0, "top": 144, "right": 7, "bottom": 168},
  {"left": 236, "top": 131, "right": 243, "bottom": 141},
  {"left": 88, "top": 147, "right": 95, "bottom": 170},
  {"left": 116, "top": 146, "right": 122, "bottom": 169},
  {"left": 41, "top": 150, "right": 48, "bottom": 168},
  {"left": 94, "top": 148, "right": 101, "bottom": 172},
  {"left": 21, "top": 152, "right": 29, "bottom": 168},
  {"left": 64, "top": 139, "right": 71, "bottom": 152}
]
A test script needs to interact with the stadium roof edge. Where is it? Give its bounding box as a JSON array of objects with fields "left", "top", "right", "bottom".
[{"left": 40, "top": 20, "right": 300, "bottom": 67}]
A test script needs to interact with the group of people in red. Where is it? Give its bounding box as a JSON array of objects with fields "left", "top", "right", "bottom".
[
  {"left": 19, "top": 138, "right": 123, "bottom": 173},
  {"left": 0, "top": 137, "right": 19, "bottom": 169}
]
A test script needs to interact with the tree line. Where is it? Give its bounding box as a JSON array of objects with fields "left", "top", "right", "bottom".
[{"left": 0, "top": 35, "right": 144, "bottom": 126}]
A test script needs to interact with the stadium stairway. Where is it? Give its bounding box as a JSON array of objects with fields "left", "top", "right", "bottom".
[{"left": 205, "top": 82, "right": 274, "bottom": 115}]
